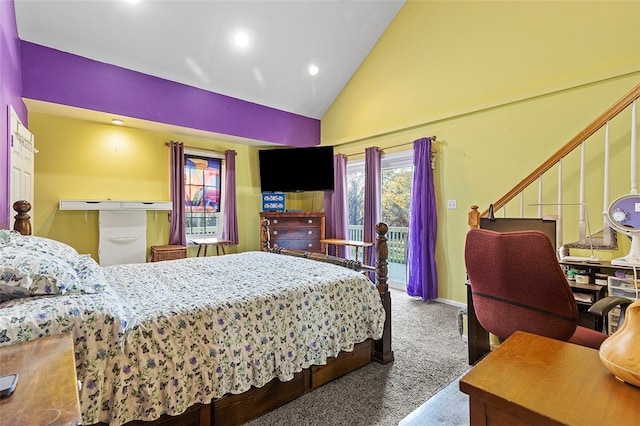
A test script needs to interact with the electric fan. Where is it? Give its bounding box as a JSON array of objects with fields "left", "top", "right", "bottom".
[{"left": 604, "top": 193, "right": 640, "bottom": 267}]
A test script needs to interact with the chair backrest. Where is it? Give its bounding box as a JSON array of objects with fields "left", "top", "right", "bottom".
[{"left": 464, "top": 228, "right": 579, "bottom": 342}]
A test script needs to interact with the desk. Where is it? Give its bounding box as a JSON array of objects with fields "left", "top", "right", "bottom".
[
  {"left": 191, "top": 238, "right": 232, "bottom": 256},
  {"left": 320, "top": 239, "right": 373, "bottom": 262},
  {"left": 459, "top": 331, "right": 640, "bottom": 425},
  {"left": 0, "top": 334, "right": 82, "bottom": 426}
]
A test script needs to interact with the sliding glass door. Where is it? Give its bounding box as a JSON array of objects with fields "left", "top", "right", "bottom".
[{"left": 347, "top": 150, "right": 413, "bottom": 289}]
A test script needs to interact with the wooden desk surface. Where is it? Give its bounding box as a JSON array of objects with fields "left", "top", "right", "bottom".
[
  {"left": 320, "top": 239, "right": 373, "bottom": 248},
  {"left": 0, "top": 334, "right": 81, "bottom": 426},
  {"left": 459, "top": 331, "right": 640, "bottom": 425}
]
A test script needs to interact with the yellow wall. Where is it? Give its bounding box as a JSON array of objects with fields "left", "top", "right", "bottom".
[
  {"left": 30, "top": 112, "right": 264, "bottom": 260},
  {"left": 323, "top": 0, "right": 640, "bottom": 303}
]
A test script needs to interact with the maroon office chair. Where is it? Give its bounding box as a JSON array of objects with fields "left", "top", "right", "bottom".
[{"left": 464, "top": 228, "right": 631, "bottom": 349}]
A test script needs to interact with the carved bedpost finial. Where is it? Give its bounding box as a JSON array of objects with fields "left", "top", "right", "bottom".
[
  {"left": 375, "top": 222, "right": 389, "bottom": 291},
  {"left": 468, "top": 205, "right": 480, "bottom": 229},
  {"left": 13, "top": 200, "right": 32, "bottom": 236}
]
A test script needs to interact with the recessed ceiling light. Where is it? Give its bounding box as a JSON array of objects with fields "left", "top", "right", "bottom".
[
  {"left": 112, "top": 119, "right": 124, "bottom": 125},
  {"left": 308, "top": 64, "right": 319, "bottom": 76},
  {"left": 234, "top": 31, "right": 250, "bottom": 48}
]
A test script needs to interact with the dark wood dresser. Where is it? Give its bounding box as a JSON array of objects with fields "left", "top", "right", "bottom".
[{"left": 260, "top": 212, "right": 325, "bottom": 253}]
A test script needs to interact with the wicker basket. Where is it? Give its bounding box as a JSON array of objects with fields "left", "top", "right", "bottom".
[{"left": 150, "top": 245, "right": 187, "bottom": 262}]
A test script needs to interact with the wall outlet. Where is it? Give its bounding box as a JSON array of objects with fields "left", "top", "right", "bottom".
[{"left": 447, "top": 199, "right": 457, "bottom": 209}]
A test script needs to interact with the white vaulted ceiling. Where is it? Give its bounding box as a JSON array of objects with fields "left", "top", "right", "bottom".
[{"left": 14, "top": 0, "right": 405, "bottom": 121}]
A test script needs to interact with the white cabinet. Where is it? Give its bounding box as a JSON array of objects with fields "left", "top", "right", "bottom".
[{"left": 98, "top": 211, "right": 147, "bottom": 266}]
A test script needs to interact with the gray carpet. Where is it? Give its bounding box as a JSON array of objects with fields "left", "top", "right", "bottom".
[{"left": 248, "top": 289, "right": 469, "bottom": 426}]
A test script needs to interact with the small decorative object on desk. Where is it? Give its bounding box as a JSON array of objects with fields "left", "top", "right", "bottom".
[{"left": 599, "top": 300, "right": 640, "bottom": 387}]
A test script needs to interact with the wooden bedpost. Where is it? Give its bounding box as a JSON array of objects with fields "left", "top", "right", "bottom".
[
  {"left": 260, "top": 218, "right": 271, "bottom": 251},
  {"left": 374, "top": 222, "right": 394, "bottom": 364},
  {"left": 13, "top": 200, "right": 32, "bottom": 236}
]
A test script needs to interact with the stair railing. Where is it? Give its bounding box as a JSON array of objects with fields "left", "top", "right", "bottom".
[{"left": 469, "top": 81, "right": 640, "bottom": 250}]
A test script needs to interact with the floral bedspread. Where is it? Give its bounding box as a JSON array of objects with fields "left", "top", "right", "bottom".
[{"left": 0, "top": 251, "right": 385, "bottom": 425}]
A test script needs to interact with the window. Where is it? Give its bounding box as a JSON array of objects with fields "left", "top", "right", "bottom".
[
  {"left": 347, "top": 150, "right": 413, "bottom": 288},
  {"left": 184, "top": 152, "right": 224, "bottom": 238}
]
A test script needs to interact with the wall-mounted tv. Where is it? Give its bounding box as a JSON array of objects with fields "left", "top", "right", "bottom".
[{"left": 258, "top": 146, "right": 335, "bottom": 192}]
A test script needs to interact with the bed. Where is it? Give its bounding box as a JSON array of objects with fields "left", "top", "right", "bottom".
[{"left": 0, "top": 216, "right": 393, "bottom": 426}]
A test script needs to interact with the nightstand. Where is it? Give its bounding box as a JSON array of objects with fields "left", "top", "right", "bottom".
[{"left": 0, "top": 334, "right": 81, "bottom": 426}]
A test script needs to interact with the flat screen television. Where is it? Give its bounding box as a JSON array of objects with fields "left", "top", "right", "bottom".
[{"left": 258, "top": 146, "right": 335, "bottom": 192}]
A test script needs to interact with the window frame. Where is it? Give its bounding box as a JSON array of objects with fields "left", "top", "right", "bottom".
[{"left": 184, "top": 149, "right": 226, "bottom": 243}]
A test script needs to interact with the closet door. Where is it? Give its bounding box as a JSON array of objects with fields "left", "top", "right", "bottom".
[{"left": 98, "top": 211, "right": 147, "bottom": 266}]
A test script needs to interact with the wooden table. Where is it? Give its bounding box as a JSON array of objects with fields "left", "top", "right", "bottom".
[
  {"left": 320, "top": 238, "right": 373, "bottom": 262},
  {"left": 459, "top": 331, "right": 640, "bottom": 425},
  {"left": 0, "top": 334, "right": 82, "bottom": 426},
  {"left": 191, "top": 237, "right": 232, "bottom": 256}
]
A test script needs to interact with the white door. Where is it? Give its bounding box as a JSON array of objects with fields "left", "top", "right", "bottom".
[{"left": 8, "top": 106, "right": 35, "bottom": 229}]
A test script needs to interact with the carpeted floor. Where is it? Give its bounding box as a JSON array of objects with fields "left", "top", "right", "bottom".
[{"left": 247, "top": 288, "right": 469, "bottom": 426}]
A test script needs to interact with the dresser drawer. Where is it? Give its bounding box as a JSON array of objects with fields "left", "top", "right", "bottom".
[
  {"left": 273, "top": 239, "right": 322, "bottom": 252},
  {"left": 269, "top": 216, "right": 322, "bottom": 228},
  {"left": 271, "top": 226, "right": 322, "bottom": 240}
]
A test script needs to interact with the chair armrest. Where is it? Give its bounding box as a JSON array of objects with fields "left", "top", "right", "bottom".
[
  {"left": 589, "top": 296, "right": 633, "bottom": 317},
  {"left": 588, "top": 296, "right": 634, "bottom": 317},
  {"left": 588, "top": 296, "right": 634, "bottom": 331}
]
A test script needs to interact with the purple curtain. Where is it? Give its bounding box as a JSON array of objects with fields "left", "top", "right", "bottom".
[
  {"left": 168, "top": 141, "right": 186, "bottom": 246},
  {"left": 323, "top": 154, "right": 348, "bottom": 257},
  {"left": 406, "top": 137, "right": 438, "bottom": 300},
  {"left": 222, "top": 149, "right": 238, "bottom": 244},
  {"left": 364, "top": 147, "right": 381, "bottom": 275}
]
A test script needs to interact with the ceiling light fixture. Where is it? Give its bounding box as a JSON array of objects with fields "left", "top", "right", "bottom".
[
  {"left": 112, "top": 119, "right": 124, "bottom": 125},
  {"left": 308, "top": 64, "right": 319, "bottom": 76},
  {"left": 234, "top": 31, "right": 250, "bottom": 48}
]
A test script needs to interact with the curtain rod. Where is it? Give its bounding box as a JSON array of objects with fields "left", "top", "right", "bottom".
[
  {"left": 164, "top": 141, "right": 227, "bottom": 155},
  {"left": 345, "top": 135, "right": 438, "bottom": 157}
]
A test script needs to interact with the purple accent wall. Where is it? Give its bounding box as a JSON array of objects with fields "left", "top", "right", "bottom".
[
  {"left": 20, "top": 41, "right": 320, "bottom": 147},
  {"left": 0, "top": 0, "right": 27, "bottom": 228}
]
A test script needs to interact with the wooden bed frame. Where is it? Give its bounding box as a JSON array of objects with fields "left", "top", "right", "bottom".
[{"left": 10, "top": 202, "right": 394, "bottom": 426}]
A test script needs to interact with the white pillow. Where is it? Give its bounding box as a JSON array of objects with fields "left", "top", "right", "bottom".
[
  {"left": 0, "top": 229, "right": 20, "bottom": 247},
  {"left": 12, "top": 235, "right": 81, "bottom": 266},
  {"left": 0, "top": 247, "right": 81, "bottom": 300}
]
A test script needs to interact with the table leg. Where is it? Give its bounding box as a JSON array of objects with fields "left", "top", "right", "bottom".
[
  {"left": 197, "top": 245, "right": 203, "bottom": 257},
  {"left": 204, "top": 245, "right": 208, "bottom": 257}
]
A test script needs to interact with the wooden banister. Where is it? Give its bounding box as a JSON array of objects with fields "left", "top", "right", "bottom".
[{"left": 479, "top": 81, "right": 640, "bottom": 218}]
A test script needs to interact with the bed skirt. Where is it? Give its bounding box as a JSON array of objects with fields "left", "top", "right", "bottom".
[{"left": 106, "top": 339, "right": 373, "bottom": 426}]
